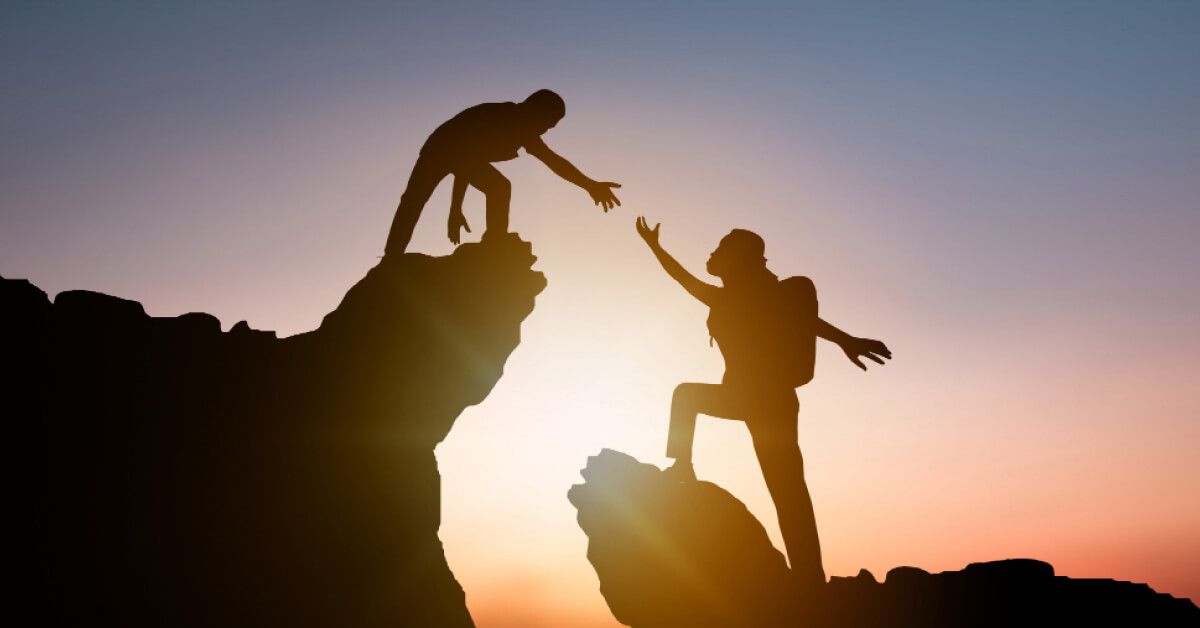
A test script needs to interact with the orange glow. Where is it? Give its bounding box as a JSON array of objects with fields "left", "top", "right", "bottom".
[{"left": 6, "top": 53, "right": 1197, "bottom": 624}]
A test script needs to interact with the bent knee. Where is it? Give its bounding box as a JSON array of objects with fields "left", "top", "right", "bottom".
[{"left": 672, "top": 383, "right": 697, "bottom": 402}]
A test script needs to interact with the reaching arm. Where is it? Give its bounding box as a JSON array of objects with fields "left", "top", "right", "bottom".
[
  {"left": 816, "top": 318, "right": 853, "bottom": 345},
  {"left": 525, "top": 137, "right": 588, "bottom": 186},
  {"left": 526, "top": 137, "right": 621, "bottom": 211},
  {"left": 447, "top": 176, "right": 471, "bottom": 245},
  {"left": 817, "top": 317, "right": 892, "bottom": 371},
  {"left": 636, "top": 217, "right": 719, "bottom": 305},
  {"left": 450, "top": 175, "right": 468, "bottom": 214}
]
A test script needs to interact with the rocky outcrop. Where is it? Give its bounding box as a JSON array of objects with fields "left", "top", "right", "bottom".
[
  {"left": 10, "top": 235, "right": 545, "bottom": 627},
  {"left": 569, "top": 449, "right": 1200, "bottom": 628},
  {"left": 568, "top": 449, "right": 799, "bottom": 627}
]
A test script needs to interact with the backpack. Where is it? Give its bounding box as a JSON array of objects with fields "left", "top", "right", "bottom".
[{"left": 706, "top": 276, "right": 818, "bottom": 388}]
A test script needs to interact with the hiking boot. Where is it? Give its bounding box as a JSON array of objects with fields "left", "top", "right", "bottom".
[
  {"left": 663, "top": 460, "right": 696, "bottom": 483},
  {"left": 480, "top": 229, "right": 513, "bottom": 245}
]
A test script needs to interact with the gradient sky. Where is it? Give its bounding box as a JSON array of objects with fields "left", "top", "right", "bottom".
[{"left": 3, "top": 2, "right": 1198, "bottom": 625}]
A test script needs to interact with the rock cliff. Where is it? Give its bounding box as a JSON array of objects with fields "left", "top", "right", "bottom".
[
  {"left": 10, "top": 236, "right": 545, "bottom": 627},
  {"left": 569, "top": 449, "right": 1199, "bottom": 628}
]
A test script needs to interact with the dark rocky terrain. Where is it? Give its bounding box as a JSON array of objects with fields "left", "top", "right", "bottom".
[
  {"left": 569, "top": 449, "right": 1200, "bottom": 628},
  {"left": 9, "top": 236, "right": 545, "bottom": 627},
  {"left": 10, "top": 233, "right": 1197, "bottom": 627}
]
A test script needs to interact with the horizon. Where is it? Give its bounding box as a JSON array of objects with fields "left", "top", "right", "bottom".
[{"left": 4, "top": 2, "right": 1198, "bottom": 625}]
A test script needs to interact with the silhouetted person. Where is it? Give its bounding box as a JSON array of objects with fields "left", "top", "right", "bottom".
[
  {"left": 635, "top": 216, "right": 891, "bottom": 592},
  {"left": 383, "top": 89, "right": 622, "bottom": 255}
]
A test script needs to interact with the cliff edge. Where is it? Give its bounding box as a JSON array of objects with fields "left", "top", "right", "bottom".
[
  {"left": 569, "top": 449, "right": 1199, "bottom": 628},
  {"left": 10, "top": 235, "right": 545, "bottom": 627}
]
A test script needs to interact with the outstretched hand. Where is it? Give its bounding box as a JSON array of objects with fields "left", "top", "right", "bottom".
[
  {"left": 841, "top": 337, "right": 892, "bottom": 371},
  {"left": 636, "top": 216, "right": 661, "bottom": 248},
  {"left": 447, "top": 211, "right": 471, "bottom": 245},
  {"left": 588, "top": 181, "right": 622, "bottom": 211}
]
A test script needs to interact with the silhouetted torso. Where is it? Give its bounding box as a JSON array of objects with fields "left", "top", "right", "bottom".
[{"left": 421, "top": 101, "right": 540, "bottom": 163}]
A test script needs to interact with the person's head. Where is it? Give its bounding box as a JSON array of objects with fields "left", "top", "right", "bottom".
[
  {"left": 520, "top": 89, "right": 566, "bottom": 134},
  {"left": 706, "top": 229, "right": 767, "bottom": 280}
]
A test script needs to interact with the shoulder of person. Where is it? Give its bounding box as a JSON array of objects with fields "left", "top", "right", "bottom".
[
  {"left": 704, "top": 284, "right": 729, "bottom": 306},
  {"left": 451, "top": 101, "right": 518, "bottom": 122}
]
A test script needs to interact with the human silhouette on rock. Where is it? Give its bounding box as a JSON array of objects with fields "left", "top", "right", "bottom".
[
  {"left": 383, "top": 89, "right": 622, "bottom": 255},
  {"left": 635, "top": 216, "right": 891, "bottom": 592}
]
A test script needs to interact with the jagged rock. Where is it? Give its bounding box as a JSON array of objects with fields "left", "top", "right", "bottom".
[
  {"left": 820, "top": 556, "right": 1199, "bottom": 627},
  {"left": 570, "top": 450, "right": 1199, "bottom": 628},
  {"left": 230, "top": 319, "right": 276, "bottom": 341},
  {"left": 884, "top": 565, "right": 931, "bottom": 586},
  {"left": 568, "top": 449, "right": 799, "bottom": 627},
  {"left": 846, "top": 568, "right": 877, "bottom": 584},
  {"left": 11, "top": 236, "right": 545, "bottom": 627}
]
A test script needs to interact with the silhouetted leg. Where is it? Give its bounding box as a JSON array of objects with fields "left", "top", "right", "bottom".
[
  {"left": 458, "top": 163, "right": 511, "bottom": 239},
  {"left": 747, "top": 394, "right": 825, "bottom": 587},
  {"left": 666, "top": 383, "right": 740, "bottom": 462},
  {"left": 384, "top": 156, "right": 449, "bottom": 256}
]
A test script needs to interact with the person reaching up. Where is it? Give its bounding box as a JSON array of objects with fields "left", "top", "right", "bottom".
[{"left": 635, "top": 215, "right": 891, "bottom": 591}]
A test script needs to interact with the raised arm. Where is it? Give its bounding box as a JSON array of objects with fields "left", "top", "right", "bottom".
[
  {"left": 817, "top": 317, "right": 892, "bottom": 371},
  {"left": 636, "top": 217, "right": 720, "bottom": 305},
  {"left": 816, "top": 318, "right": 853, "bottom": 345},
  {"left": 525, "top": 137, "right": 621, "bottom": 211}
]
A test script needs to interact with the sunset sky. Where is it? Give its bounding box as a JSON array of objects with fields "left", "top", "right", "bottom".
[{"left": 3, "top": 2, "right": 1198, "bottom": 625}]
